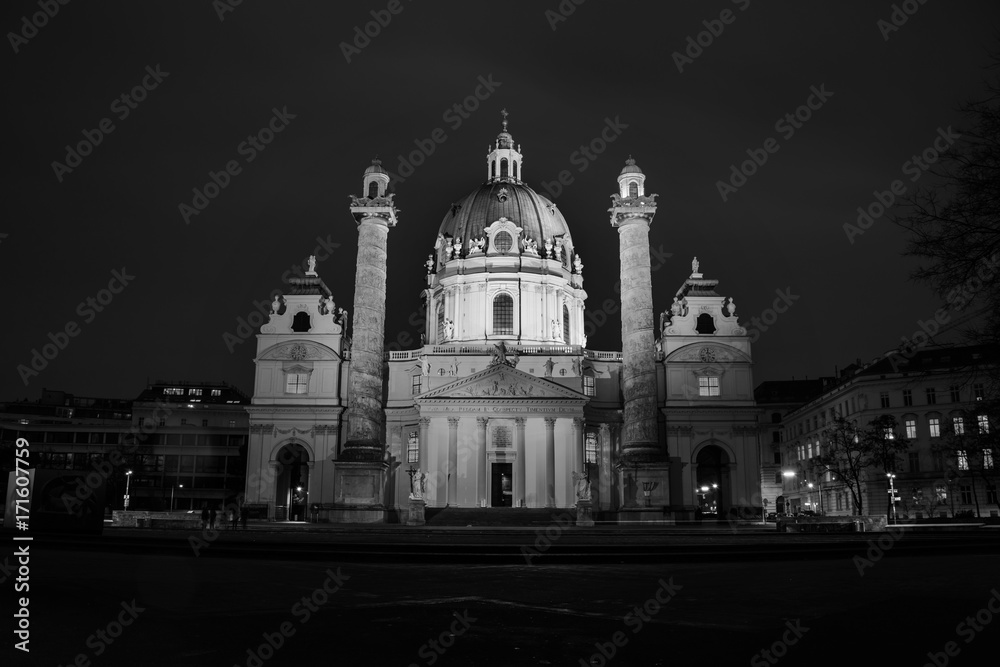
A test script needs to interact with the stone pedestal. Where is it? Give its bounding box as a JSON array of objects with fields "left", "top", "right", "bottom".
[
  {"left": 575, "top": 500, "right": 594, "bottom": 527},
  {"left": 620, "top": 462, "right": 671, "bottom": 509},
  {"left": 329, "top": 460, "right": 388, "bottom": 523},
  {"left": 406, "top": 498, "right": 426, "bottom": 526}
]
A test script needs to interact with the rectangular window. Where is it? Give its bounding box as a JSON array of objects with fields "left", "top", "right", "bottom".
[
  {"left": 158, "top": 418, "right": 165, "bottom": 427},
  {"left": 953, "top": 417, "right": 964, "bottom": 435},
  {"left": 406, "top": 431, "right": 419, "bottom": 464},
  {"left": 880, "top": 392, "right": 890, "bottom": 408},
  {"left": 974, "top": 384, "right": 985, "bottom": 401},
  {"left": 933, "top": 451, "right": 944, "bottom": 471},
  {"left": 583, "top": 375, "right": 595, "bottom": 397},
  {"left": 163, "top": 387, "right": 183, "bottom": 396},
  {"left": 984, "top": 449, "right": 994, "bottom": 470},
  {"left": 698, "top": 376, "right": 720, "bottom": 397},
  {"left": 774, "top": 472, "right": 782, "bottom": 484},
  {"left": 180, "top": 418, "right": 187, "bottom": 426},
  {"left": 211, "top": 389, "right": 222, "bottom": 397},
  {"left": 905, "top": 419, "right": 916, "bottom": 439},
  {"left": 960, "top": 485, "right": 972, "bottom": 505},
  {"left": 228, "top": 420, "right": 236, "bottom": 428},
  {"left": 987, "top": 485, "right": 998, "bottom": 504},
  {"left": 908, "top": 452, "right": 920, "bottom": 473},
  {"left": 929, "top": 418, "right": 940, "bottom": 438},
  {"left": 883, "top": 428, "right": 895, "bottom": 440},
  {"left": 286, "top": 373, "right": 308, "bottom": 394},
  {"left": 585, "top": 432, "right": 599, "bottom": 465},
  {"left": 978, "top": 415, "right": 990, "bottom": 434},
  {"left": 903, "top": 390, "right": 912, "bottom": 407},
  {"left": 958, "top": 450, "right": 968, "bottom": 470},
  {"left": 411, "top": 375, "right": 421, "bottom": 396},
  {"left": 773, "top": 451, "right": 781, "bottom": 464},
  {"left": 926, "top": 388, "right": 936, "bottom": 405},
  {"left": 772, "top": 431, "right": 781, "bottom": 444},
  {"left": 950, "top": 386, "right": 961, "bottom": 403},
  {"left": 201, "top": 419, "right": 209, "bottom": 428},
  {"left": 189, "top": 388, "right": 202, "bottom": 396}
]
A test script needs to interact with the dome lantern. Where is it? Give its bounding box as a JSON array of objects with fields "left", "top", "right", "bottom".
[
  {"left": 486, "top": 109, "right": 524, "bottom": 184},
  {"left": 617, "top": 156, "right": 646, "bottom": 199}
]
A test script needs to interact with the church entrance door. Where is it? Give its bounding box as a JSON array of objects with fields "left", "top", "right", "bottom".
[{"left": 491, "top": 463, "right": 512, "bottom": 507}]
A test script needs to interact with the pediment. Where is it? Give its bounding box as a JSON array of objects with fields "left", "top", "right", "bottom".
[
  {"left": 665, "top": 342, "right": 750, "bottom": 364},
  {"left": 258, "top": 341, "right": 341, "bottom": 362},
  {"left": 415, "top": 364, "right": 587, "bottom": 402}
]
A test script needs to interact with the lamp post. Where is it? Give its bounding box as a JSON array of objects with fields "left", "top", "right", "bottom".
[
  {"left": 124, "top": 470, "right": 132, "bottom": 510},
  {"left": 806, "top": 482, "right": 814, "bottom": 512},
  {"left": 887, "top": 472, "right": 897, "bottom": 525},
  {"left": 783, "top": 471, "right": 796, "bottom": 515},
  {"left": 171, "top": 483, "right": 183, "bottom": 512}
]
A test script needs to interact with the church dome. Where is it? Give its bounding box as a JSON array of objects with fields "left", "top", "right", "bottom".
[
  {"left": 437, "top": 180, "right": 573, "bottom": 247},
  {"left": 619, "top": 157, "right": 642, "bottom": 175}
]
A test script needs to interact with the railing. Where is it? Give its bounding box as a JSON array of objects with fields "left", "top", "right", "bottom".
[
  {"left": 384, "top": 345, "right": 620, "bottom": 360},
  {"left": 584, "top": 350, "right": 623, "bottom": 361}
]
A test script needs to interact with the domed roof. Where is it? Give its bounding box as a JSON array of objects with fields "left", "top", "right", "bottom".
[
  {"left": 619, "top": 157, "right": 643, "bottom": 175},
  {"left": 364, "top": 158, "right": 387, "bottom": 175},
  {"left": 437, "top": 180, "right": 573, "bottom": 246}
]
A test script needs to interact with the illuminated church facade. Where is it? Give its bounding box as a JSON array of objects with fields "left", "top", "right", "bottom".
[{"left": 242, "top": 117, "right": 762, "bottom": 523}]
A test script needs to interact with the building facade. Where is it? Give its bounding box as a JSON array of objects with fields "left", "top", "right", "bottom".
[{"left": 244, "top": 118, "right": 764, "bottom": 522}]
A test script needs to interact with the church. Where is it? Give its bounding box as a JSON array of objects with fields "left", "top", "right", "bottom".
[{"left": 242, "top": 115, "right": 762, "bottom": 523}]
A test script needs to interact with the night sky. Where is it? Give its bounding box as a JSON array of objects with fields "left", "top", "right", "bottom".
[{"left": 4, "top": 1, "right": 999, "bottom": 402}]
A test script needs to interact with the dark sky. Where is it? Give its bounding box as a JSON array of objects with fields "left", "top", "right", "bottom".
[{"left": 4, "top": 1, "right": 999, "bottom": 402}]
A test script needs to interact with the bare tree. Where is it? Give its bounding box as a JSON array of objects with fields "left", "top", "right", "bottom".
[{"left": 933, "top": 406, "right": 999, "bottom": 518}]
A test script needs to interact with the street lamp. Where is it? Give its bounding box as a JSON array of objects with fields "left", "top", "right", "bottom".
[
  {"left": 806, "top": 482, "right": 814, "bottom": 511},
  {"left": 124, "top": 470, "right": 133, "bottom": 510},
  {"left": 171, "top": 483, "right": 183, "bottom": 511},
  {"left": 887, "top": 472, "right": 898, "bottom": 525}
]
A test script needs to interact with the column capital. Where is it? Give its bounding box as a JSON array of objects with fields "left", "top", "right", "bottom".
[
  {"left": 544, "top": 417, "right": 557, "bottom": 429},
  {"left": 418, "top": 417, "right": 431, "bottom": 427},
  {"left": 514, "top": 417, "right": 527, "bottom": 427},
  {"left": 447, "top": 417, "right": 460, "bottom": 427},
  {"left": 573, "top": 417, "right": 585, "bottom": 429},
  {"left": 476, "top": 416, "right": 489, "bottom": 427}
]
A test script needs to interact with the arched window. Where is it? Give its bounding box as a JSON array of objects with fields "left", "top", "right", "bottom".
[
  {"left": 628, "top": 181, "right": 638, "bottom": 198},
  {"left": 291, "top": 312, "right": 311, "bottom": 332},
  {"left": 436, "top": 305, "right": 445, "bottom": 341},
  {"left": 491, "top": 160, "right": 496, "bottom": 179},
  {"left": 696, "top": 313, "right": 716, "bottom": 334},
  {"left": 367, "top": 181, "right": 379, "bottom": 198},
  {"left": 500, "top": 158, "right": 509, "bottom": 178},
  {"left": 513, "top": 161, "right": 518, "bottom": 180},
  {"left": 493, "top": 293, "right": 513, "bottom": 335},
  {"left": 562, "top": 304, "right": 570, "bottom": 342},
  {"left": 493, "top": 231, "right": 513, "bottom": 254}
]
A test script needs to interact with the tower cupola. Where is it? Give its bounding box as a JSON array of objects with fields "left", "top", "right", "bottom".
[{"left": 486, "top": 109, "right": 524, "bottom": 183}]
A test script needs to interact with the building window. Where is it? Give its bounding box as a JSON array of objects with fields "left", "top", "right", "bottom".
[
  {"left": 628, "top": 181, "right": 638, "bottom": 198},
  {"left": 158, "top": 418, "right": 166, "bottom": 428},
  {"left": 883, "top": 427, "right": 895, "bottom": 440},
  {"left": 960, "top": 485, "right": 973, "bottom": 505},
  {"left": 291, "top": 312, "right": 311, "bottom": 332},
  {"left": 880, "top": 392, "right": 890, "bottom": 408},
  {"left": 201, "top": 419, "right": 208, "bottom": 428},
  {"left": 950, "top": 386, "right": 961, "bottom": 403},
  {"left": 286, "top": 373, "right": 308, "bottom": 394},
  {"left": 562, "top": 304, "right": 570, "bottom": 342},
  {"left": 368, "top": 181, "right": 378, "bottom": 198},
  {"left": 412, "top": 375, "right": 421, "bottom": 396},
  {"left": 493, "top": 231, "right": 513, "bottom": 254},
  {"left": 492, "top": 293, "right": 513, "bottom": 335},
  {"left": 905, "top": 419, "right": 916, "bottom": 439},
  {"left": 929, "top": 418, "right": 940, "bottom": 438},
  {"left": 974, "top": 384, "right": 985, "bottom": 401},
  {"left": 583, "top": 375, "right": 595, "bottom": 397},
  {"left": 903, "top": 390, "right": 912, "bottom": 407},
  {"left": 189, "top": 388, "right": 202, "bottom": 396},
  {"left": 926, "top": 388, "right": 936, "bottom": 405},
  {"left": 958, "top": 450, "right": 968, "bottom": 470},
  {"left": 513, "top": 160, "right": 519, "bottom": 179},
  {"left": 585, "top": 432, "right": 598, "bottom": 464},
  {"left": 500, "top": 158, "right": 508, "bottom": 178},
  {"left": 953, "top": 417, "right": 965, "bottom": 435},
  {"left": 698, "top": 376, "right": 720, "bottom": 397},
  {"left": 437, "top": 305, "right": 445, "bottom": 341},
  {"left": 772, "top": 431, "right": 781, "bottom": 444},
  {"left": 211, "top": 389, "right": 221, "bottom": 397},
  {"left": 491, "top": 160, "right": 496, "bottom": 179},
  {"left": 695, "top": 313, "right": 716, "bottom": 334},
  {"left": 774, "top": 472, "right": 782, "bottom": 484},
  {"left": 773, "top": 451, "right": 781, "bottom": 464},
  {"left": 977, "top": 415, "right": 990, "bottom": 434},
  {"left": 984, "top": 449, "right": 995, "bottom": 470},
  {"left": 908, "top": 452, "right": 920, "bottom": 473},
  {"left": 164, "top": 387, "right": 183, "bottom": 396},
  {"left": 407, "top": 431, "right": 419, "bottom": 464},
  {"left": 933, "top": 450, "right": 944, "bottom": 471},
  {"left": 987, "top": 485, "right": 998, "bottom": 504},
  {"left": 228, "top": 420, "right": 236, "bottom": 428},
  {"left": 180, "top": 419, "right": 187, "bottom": 426}
]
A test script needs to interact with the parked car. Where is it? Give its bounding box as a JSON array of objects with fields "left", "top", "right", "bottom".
[{"left": 765, "top": 512, "right": 778, "bottom": 522}]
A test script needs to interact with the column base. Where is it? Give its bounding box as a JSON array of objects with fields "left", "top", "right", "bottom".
[{"left": 330, "top": 460, "right": 388, "bottom": 524}]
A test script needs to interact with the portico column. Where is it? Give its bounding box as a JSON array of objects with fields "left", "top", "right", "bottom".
[
  {"left": 447, "top": 417, "right": 459, "bottom": 506},
  {"left": 514, "top": 417, "right": 526, "bottom": 507},
  {"left": 572, "top": 417, "right": 585, "bottom": 476},
  {"left": 544, "top": 417, "right": 556, "bottom": 507},
  {"left": 418, "top": 417, "right": 430, "bottom": 467},
  {"left": 598, "top": 423, "right": 612, "bottom": 510},
  {"left": 477, "top": 417, "right": 488, "bottom": 506}
]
